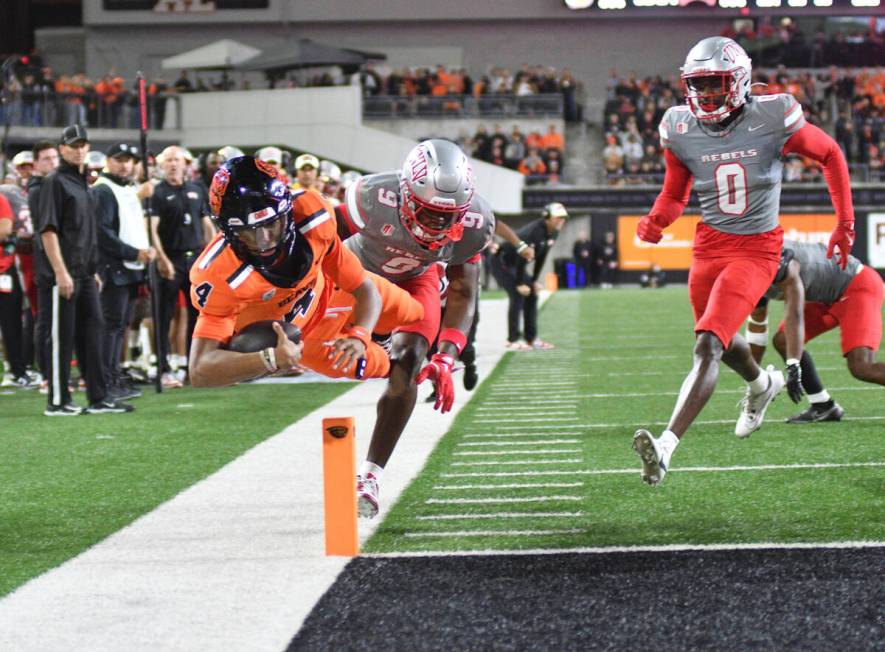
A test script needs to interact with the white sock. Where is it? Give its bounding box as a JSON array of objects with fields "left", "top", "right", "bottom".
[
  {"left": 748, "top": 369, "right": 768, "bottom": 394},
  {"left": 360, "top": 461, "right": 384, "bottom": 480},
  {"left": 807, "top": 390, "right": 831, "bottom": 404},
  {"left": 659, "top": 430, "right": 680, "bottom": 466}
]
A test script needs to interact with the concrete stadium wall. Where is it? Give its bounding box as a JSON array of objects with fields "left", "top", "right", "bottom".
[{"left": 178, "top": 86, "right": 525, "bottom": 213}]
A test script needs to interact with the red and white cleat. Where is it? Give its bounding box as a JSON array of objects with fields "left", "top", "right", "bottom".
[{"left": 357, "top": 472, "right": 380, "bottom": 519}]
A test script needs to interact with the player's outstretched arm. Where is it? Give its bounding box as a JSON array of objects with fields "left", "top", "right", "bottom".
[
  {"left": 495, "top": 219, "right": 534, "bottom": 261},
  {"left": 637, "top": 149, "right": 693, "bottom": 244},
  {"left": 189, "top": 325, "right": 303, "bottom": 387},
  {"left": 783, "top": 123, "right": 855, "bottom": 269},
  {"left": 416, "top": 261, "right": 481, "bottom": 413},
  {"left": 326, "top": 277, "right": 382, "bottom": 375}
]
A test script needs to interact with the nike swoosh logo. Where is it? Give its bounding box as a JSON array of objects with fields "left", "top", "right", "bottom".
[{"left": 749, "top": 124, "right": 765, "bottom": 132}]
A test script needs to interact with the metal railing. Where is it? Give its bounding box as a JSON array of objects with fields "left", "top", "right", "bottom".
[
  {"left": 0, "top": 90, "right": 181, "bottom": 130},
  {"left": 363, "top": 93, "right": 564, "bottom": 119}
]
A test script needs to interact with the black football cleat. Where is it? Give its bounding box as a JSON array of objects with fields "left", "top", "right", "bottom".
[
  {"left": 785, "top": 401, "right": 844, "bottom": 424},
  {"left": 463, "top": 363, "right": 479, "bottom": 391}
]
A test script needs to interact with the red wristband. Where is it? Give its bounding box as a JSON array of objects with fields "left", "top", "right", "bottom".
[
  {"left": 345, "top": 325, "right": 371, "bottom": 347},
  {"left": 438, "top": 328, "right": 467, "bottom": 355}
]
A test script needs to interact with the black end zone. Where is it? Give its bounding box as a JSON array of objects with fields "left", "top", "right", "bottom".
[{"left": 288, "top": 547, "right": 883, "bottom": 650}]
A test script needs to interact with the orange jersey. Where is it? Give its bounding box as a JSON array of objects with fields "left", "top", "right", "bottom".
[{"left": 189, "top": 189, "right": 365, "bottom": 344}]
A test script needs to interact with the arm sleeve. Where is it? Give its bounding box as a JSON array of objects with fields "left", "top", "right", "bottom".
[
  {"left": 36, "top": 176, "right": 61, "bottom": 234},
  {"left": 0, "top": 193, "right": 12, "bottom": 222},
  {"left": 322, "top": 235, "right": 366, "bottom": 293},
  {"left": 93, "top": 186, "right": 139, "bottom": 262},
  {"left": 335, "top": 203, "right": 360, "bottom": 239},
  {"left": 782, "top": 123, "right": 853, "bottom": 228},
  {"left": 647, "top": 149, "right": 693, "bottom": 229}
]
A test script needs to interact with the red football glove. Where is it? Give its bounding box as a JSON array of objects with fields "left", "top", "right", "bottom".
[
  {"left": 416, "top": 353, "right": 455, "bottom": 413},
  {"left": 637, "top": 215, "right": 663, "bottom": 244},
  {"left": 826, "top": 224, "right": 855, "bottom": 270}
]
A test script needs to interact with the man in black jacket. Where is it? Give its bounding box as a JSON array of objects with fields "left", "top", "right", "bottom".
[
  {"left": 496, "top": 202, "right": 568, "bottom": 349},
  {"left": 92, "top": 142, "right": 156, "bottom": 400},
  {"left": 34, "top": 125, "right": 134, "bottom": 415},
  {"left": 149, "top": 145, "right": 213, "bottom": 387}
]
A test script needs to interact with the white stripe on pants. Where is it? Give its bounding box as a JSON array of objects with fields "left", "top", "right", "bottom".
[{"left": 51, "top": 285, "right": 61, "bottom": 406}]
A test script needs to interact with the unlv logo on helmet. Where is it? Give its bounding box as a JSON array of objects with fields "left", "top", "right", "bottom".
[
  {"left": 721, "top": 43, "right": 741, "bottom": 65},
  {"left": 408, "top": 149, "right": 428, "bottom": 183},
  {"left": 209, "top": 167, "right": 230, "bottom": 216}
]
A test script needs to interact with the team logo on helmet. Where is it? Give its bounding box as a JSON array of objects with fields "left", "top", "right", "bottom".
[{"left": 209, "top": 167, "right": 230, "bottom": 216}]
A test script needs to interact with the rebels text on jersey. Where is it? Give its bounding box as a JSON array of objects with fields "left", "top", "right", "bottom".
[
  {"left": 659, "top": 93, "right": 805, "bottom": 236},
  {"left": 337, "top": 171, "right": 496, "bottom": 281},
  {"left": 189, "top": 189, "right": 365, "bottom": 343}
]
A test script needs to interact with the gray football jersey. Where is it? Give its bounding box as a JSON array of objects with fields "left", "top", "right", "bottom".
[
  {"left": 343, "top": 171, "right": 495, "bottom": 282},
  {"left": 659, "top": 94, "right": 806, "bottom": 235},
  {"left": 765, "top": 239, "right": 861, "bottom": 305},
  {"left": 0, "top": 185, "right": 32, "bottom": 235}
]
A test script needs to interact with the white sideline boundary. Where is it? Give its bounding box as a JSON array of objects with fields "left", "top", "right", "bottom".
[
  {"left": 0, "top": 297, "right": 523, "bottom": 652},
  {"left": 364, "top": 540, "right": 885, "bottom": 558}
]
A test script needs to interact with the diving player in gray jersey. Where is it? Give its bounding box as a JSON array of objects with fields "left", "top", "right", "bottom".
[
  {"left": 632, "top": 36, "right": 856, "bottom": 487},
  {"left": 747, "top": 240, "right": 885, "bottom": 423},
  {"left": 336, "top": 139, "right": 495, "bottom": 518}
]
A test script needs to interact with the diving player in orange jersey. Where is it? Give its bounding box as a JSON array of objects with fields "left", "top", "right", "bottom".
[{"left": 187, "top": 156, "right": 422, "bottom": 386}]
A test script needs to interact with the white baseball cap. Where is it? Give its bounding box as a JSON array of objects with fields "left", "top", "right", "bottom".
[
  {"left": 544, "top": 202, "right": 569, "bottom": 219},
  {"left": 256, "top": 146, "right": 283, "bottom": 164},
  {"left": 294, "top": 153, "right": 319, "bottom": 170},
  {"left": 12, "top": 151, "right": 34, "bottom": 167}
]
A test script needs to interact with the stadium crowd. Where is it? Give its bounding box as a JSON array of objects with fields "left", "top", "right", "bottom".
[
  {"left": 603, "top": 65, "right": 885, "bottom": 185},
  {"left": 436, "top": 123, "right": 566, "bottom": 185}
]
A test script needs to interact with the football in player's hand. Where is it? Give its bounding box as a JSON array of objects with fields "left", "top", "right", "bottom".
[{"left": 227, "top": 320, "right": 302, "bottom": 353}]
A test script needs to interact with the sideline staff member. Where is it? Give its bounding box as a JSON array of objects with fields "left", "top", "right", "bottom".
[
  {"left": 149, "top": 145, "right": 213, "bottom": 386},
  {"left": 35, "top": 124, "right": 134, "bottom": 415},
  {"left": 93, "top": 142, "right": 156, "bottom": 400},
  {"left": 496, "top": 202, "right": 568, "bottom": 350}
]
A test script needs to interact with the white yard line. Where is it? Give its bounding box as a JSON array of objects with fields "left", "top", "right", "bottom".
[
  {"left": 463, "top": 433, "right": 581, "bottom": 439},
  {"left": 452, "top": 459, "right": 583, "bottom": 466},
  {"left": 474, "top": 407, "right": 578, "bottom": 413},
  {"left": 472, "top": 417, "right": 579, "bottom": 423},
  {"left": 367, "top": 540, "right": 885, "bottom": 557},
  {"left": 457, "top": 440, "right": 580, "bottom": 446},
  {"left": 441, "top": 461, "right": 885, "bottom": 478},
  {"left": 416, "top": 512, "right": 584, "bottom": 520},
  {"left": 479, "top": 401, "right": 579, "bottom": 407},
  {"left": 403, "top": 529, "right": 586, "bottom": 538},
  {"left": 453, "top": 449, "right": 582, "bottom": 456},
  {"left": 426, "top": 496, "right": 582, "bottom": 505},
  {"left": 0, "top": 297, "right": 523, "bottom": 652},
  {"left": 433, "top": 483, "right": 583, "bottom": 490}
]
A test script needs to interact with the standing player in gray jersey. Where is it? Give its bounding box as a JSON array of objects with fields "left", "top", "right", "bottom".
[
  {"left": 747, "top": 240, "right": 884, "bottom": 423},
  {"left": 632, "top": 36, "right": 855, "bottom": 486},
  {"left": 336, "top": 139, "right": 495, "bottom": 517}
]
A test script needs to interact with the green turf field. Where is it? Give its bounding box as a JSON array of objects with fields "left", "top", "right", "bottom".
[
  {"left": 0, "top": 382, "right": 352, "bottom": 597},
  {"left": 367, "top": 287, "right": 885, "bottom": 553}
]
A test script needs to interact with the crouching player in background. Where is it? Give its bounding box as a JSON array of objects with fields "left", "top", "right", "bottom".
[
  {"left": 187, "top": 157, "right": 422, "bottom": 386},
  {"left": 747, "top": 240, "right": 884, "bottom": 423}
]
